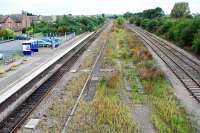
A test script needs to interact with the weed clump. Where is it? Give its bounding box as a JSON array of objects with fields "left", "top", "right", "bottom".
[
  {"left": 10, "top": 64, "right": 17, "bottom": 70},
  {"left": 0, "top": 68, "right": 5, "bottom": 75},
  {"left": 137, "top": 61, "right": 164, "bottom": 80}
]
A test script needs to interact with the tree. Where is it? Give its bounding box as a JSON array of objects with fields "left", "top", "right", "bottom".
[
  {"left": 124, "top": 12, "right": 133, "bottom": 19},
  {"left": 170, "top": 2, "right": 191, "bottom": 18},
  {"left": 0, "top": 28, "right": 15, "bottom": 39},
  {"left": 142, "top": 7, "right": 165, "bottom": 19},
  {"left": 129, "top": 17, "right": 135, "bottom": 24},
  {"left": 135, "top": 18, "right": 142, "bottom": 26},
  {"left": 57, "top": 26, "right": 67, "bottom": 33}
]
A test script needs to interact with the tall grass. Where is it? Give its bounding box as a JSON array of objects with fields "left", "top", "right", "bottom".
[{"left": 68, "top": 72, "right": 139, "bottom": 133}]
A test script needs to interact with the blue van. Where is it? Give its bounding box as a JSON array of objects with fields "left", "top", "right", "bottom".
[{"left": 22, "top": 40, "right": 39, "bottom": 56}]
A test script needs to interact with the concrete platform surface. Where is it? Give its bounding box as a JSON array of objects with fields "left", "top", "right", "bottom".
[
  {"left": 0, "top": 32, "right": 92, "bottom": 104},
  {"left": 24, "top": 119, "right": 40, "bottom": 129}
]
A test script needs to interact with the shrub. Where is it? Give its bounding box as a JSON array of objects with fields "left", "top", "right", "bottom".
[
  {"left": 11, "top": 64, "right": 17, "bottom": 70},
  {"left": 158, "top": 20, "right": 173, "bottom": 34},
  {"left": 141, "top": 19, "right": 149, "bottom": 29},
  {"left": 167, "top": 19, "right": 193, "bottom": 46},
  {"left": 116, "top": 17, "right": 125, "bottom": 26},
  {"left": 192, "top": 30, "right": 200, "bottom": 53},
  {"left": 135, "top": 18, "right": 142, "bottom": 26},
  {"left": 129, "top": 17, "right": 135, "bottom": 24},
  {"left": 179, "top": 23, "right": 195, "bottom": 45},
  {"left": 146, "top": 20, "right": 159, "bottom": 32},
  {"left": 0, "top": 28, "right": 16, "bottom": 39}
]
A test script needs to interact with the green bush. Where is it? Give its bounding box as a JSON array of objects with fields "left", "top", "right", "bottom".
[
  {"left": 129, "top": 17, "right": 135, "bottom": 24},
  {"left": 146, "top": 20, "right": 159, "bottom": 32},
  {"left": 158, "top": 20, "right": 173, "bottom": 34},
  {"left": 135, "top": 18, "right": 142, "bottom": 26},
  {"left": 116, "top": 17, "right": 125, "bottom": 26},
  {"left": 0, "top": 28, "right": 16, "bottom": 39},
  {"left": 180, "top": 23, "right": 195, "bottom": 45},
  {"left": 192, "top": 30, "right": 200, "bottom": 53},
  {"left": 163, "top": 19, "right": 194, "bottom": 46},
  {"left": 141, "top": 19, "right": 149, "bottom": 29}
]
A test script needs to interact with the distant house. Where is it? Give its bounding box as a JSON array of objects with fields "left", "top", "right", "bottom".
[
  {"left": 29, "top": 15, "right": 40, "bottom": 23},
  {"left": 39, "top": 15, "right": 54, "bottom": 22},
  {"left": 0, "top": 14, "right": 31, "bottom": 33},
  {"left": 29, "top": 15, "right": 56, "bottom": 24}
]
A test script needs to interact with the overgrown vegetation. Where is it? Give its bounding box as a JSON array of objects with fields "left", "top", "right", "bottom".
[
  {"left": 125, "top": 2, "right": 200, "bottom": 53},
  {"left": 102, "top": 21, "right": 196, "bottom": 132},
  {"left": 68, "top": 22, "right": 139, "bottom": 133},
  {"left": 69, "top": 72, "right": 139, "bottom": 133},
  {"left": 125, "top": 28, "right": 196, "bottom": 132},
  {"left": 61, "top": 21, "right": 196, "bottom": 133}
]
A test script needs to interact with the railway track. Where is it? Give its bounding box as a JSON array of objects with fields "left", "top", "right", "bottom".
[
  {"left": 0, "top": 27, "right": 103, "bottom": 132},
  {"left": 127, "top": 24, "right": 200, "bottom": 103},
  {"left": 61, "top": 26, "right": 106, "bottom": 133}
]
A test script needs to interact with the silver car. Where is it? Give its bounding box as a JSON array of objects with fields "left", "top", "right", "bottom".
[{"left": 0, "top": 53, "right": 4, "bottom": 60}]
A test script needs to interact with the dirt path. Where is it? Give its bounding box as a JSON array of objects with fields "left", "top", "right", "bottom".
[{"left": 121, "top": 68, "right": 156, "bottom": 133}]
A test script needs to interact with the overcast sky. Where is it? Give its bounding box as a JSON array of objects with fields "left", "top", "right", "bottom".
[{"left": 0, "top": 0, "right": 200, "bottom": 15}]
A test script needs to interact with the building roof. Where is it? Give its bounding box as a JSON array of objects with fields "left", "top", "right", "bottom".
[
  {"left": 0, "top": 14, "right": 24, "bottom": 23},
  {"left": 0, "top": 16, "right": 8, "bottom": 23},
  {"left": 9, "top": 14, "right": 23, "bottom": 23}
]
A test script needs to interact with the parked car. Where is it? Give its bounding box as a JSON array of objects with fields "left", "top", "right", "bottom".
[
  {"left": 36, "top": 40, "right": 52, "bottom": 47},
  {"left": 53, "top": 38, "right": 62, "bottom": 45},
  {"left": 15, "top": 34, "right": 30, "bottom": 40},
  {"left": 41, "top": 37, "right": 61, "bottom": 47},
  {"left": 41, "top": 38, "right": 52, "bottom": 43},
  {"left": 0, "top": 53, "right": 4, "bottom": 60}
]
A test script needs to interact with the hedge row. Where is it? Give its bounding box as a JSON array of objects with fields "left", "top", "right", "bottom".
[
  {"left": 130, "top": 16, "right": 200, "bottom": 53},
  {"left": 25, "top": 15, "right": 106, "bottom": 35}
]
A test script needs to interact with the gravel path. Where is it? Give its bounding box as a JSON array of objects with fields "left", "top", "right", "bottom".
[{"left": 121, "top": 77, "right": 156, "bottom": 133}]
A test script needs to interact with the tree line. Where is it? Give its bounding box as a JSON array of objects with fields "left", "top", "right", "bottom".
[
  {"left": 124, "top": 2, "right": 200, "bottom": 53},
  {"left": 24, "top": 15, "right": 105, "bottom": 36}
]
